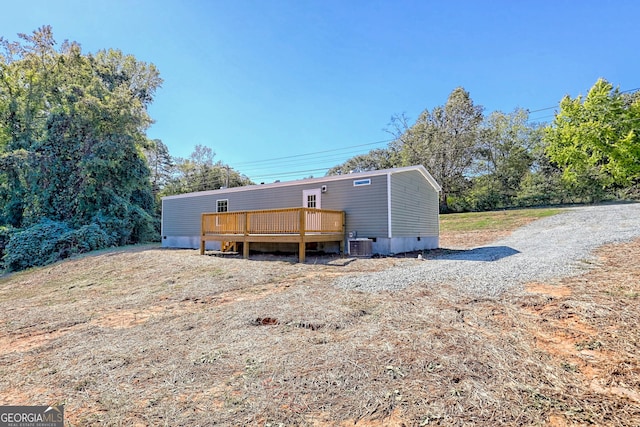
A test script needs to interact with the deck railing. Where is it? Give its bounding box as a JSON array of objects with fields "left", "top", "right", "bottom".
[
  {"left": 201, "top": 207, "right": 345, "bottom": 262},
  {"left": 202, "top": 207, "right": 344, "bottom": 235}
]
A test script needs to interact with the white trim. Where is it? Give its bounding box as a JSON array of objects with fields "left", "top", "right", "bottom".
[
  {"left": 353, "top": 178, "right": 371, "bottom": 186},
  {"left": 387, "top": 173, "right": 392, "bottom": 238},
  {"left": 161, "top": 198, "right": 165, "bottom": 238},
  {"left": 162, "top": 165, "right": 441, "bottom": 200},
  {"left": 302, "top": 188, "right": 322, "bottom": 209}
]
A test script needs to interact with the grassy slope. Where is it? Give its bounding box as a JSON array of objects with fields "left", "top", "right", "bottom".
[
  {"left": 1, "top": 208, "right": 639, "bottom": 426},
  {"left": 440, "top": 208, "right": 562, "bottom": 232}
]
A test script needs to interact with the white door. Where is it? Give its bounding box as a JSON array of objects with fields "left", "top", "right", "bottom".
[
  {"left": 302, "top": 189, "right": 322, "bottom": 209},
  {"left": 302, "top": 189, "right": 322, "bottom": 231}
]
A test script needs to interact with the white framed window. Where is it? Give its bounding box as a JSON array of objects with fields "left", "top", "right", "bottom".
[{"left": 307, "top": 194, "right": 316, "bottom": 208}]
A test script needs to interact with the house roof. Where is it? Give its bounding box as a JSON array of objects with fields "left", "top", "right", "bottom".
[{"left": 162, "top": 165, "right": 441, "bottom": 200}]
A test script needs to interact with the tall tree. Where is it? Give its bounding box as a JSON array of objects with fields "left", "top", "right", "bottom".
[
  {"left": 544, "top": 79, "right": 640, "bottom": 201},
  {"left": 0, "top": 26, "right": 162, "bottom": 246},
  {"left": 144, "top": 138, "right": 174, "bottom": 213},
  {"left": 160, "top": 144, "right": 253, "bottom": 196},
  {"left": 392, "top": 87, "right": 484, "bottom": 211},
  {"left": 326, "top": 148, "right": 397, "bottom": 176},
  {"left": 469, "top": 108, "right": 539, "bottom": 209}
]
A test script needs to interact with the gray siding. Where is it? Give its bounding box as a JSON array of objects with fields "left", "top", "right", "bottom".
[
  {"left": 162, "top": 175, "right": 389, "bottom": 239},
  {"left": 390, "top": 170, "right": 439, "bottom": 237},
  {"left": 321, "top": 176, "right": 389, "bottom": 238}
]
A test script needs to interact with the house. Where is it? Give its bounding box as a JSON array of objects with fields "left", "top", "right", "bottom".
[{"left": 161, "top": 165, "right": 441, "bottom": 256}]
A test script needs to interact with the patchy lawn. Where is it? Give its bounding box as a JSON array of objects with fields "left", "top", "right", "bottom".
[{"left": 1, "top": 209, "right": 639, "bottom": 426}]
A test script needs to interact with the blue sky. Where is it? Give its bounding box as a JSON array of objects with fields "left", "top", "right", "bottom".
[{"left": 2, "top": 1, "right": 639, "bottom": 182}]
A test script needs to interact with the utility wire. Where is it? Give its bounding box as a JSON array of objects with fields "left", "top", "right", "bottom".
[
  {"left": 527, "top": 86, "right": 640, "bottom": 120},
  {"left": 232, "top": 139, "right": 392, "bottom": 167},
  {"left": 239, "top": 149, "right": 390, "bottom": 173},
  {"left": 176, "top": 86, "right": 639, "bottom": 187}
]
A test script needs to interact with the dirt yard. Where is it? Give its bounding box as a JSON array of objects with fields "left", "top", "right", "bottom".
[{"left": 0, "top": 220, "right": 639, "bottom": 425}]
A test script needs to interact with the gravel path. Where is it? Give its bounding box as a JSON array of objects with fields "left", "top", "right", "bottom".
[{"left": 334, "top": 203, "right": 640, "bottom": 296}]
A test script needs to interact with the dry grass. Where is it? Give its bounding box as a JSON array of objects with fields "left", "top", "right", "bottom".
[{"left": 1, "top": 212, "right": 639, "bottom": 426}]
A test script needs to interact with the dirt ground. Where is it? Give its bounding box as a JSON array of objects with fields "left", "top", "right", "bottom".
[{"left": 0, "top": 227, "right": 639, "bottom": 426}]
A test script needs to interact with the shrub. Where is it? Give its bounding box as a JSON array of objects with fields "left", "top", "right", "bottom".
[
  {"left": 3, "top": 219, "right": 114, "bottom": 272},
  {"left": 54, "top": 223, "right": 113, "bottom": 260},
  {"left": 0, "top": 225, "right": 14, "bottom": 271}
]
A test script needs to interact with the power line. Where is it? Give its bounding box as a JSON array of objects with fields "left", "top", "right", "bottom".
[
  {"left": 232, "top": 139, "right": 392, "bottom": 167},
  {"left": 174, "top": 85, "right": 639, "bottom": 187},
  {"left": 528, "top": 106, "right": 556, "bottom": 114},
  {"left": 170, "top": 138, "right": 394, "bottom": 187},
  {"left": 238, "top": 148, "right": 390, "bottom": 173},
  {"left": 527, "top": 86, "right": 640, "bottom": 119},
  {"left": 250, "top": 168, "right": 332, "bottom": 181}
]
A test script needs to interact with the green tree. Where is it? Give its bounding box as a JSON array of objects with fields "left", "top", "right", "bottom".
[
  {"left": 392, "top": 87, "right": 484, "bottom": 211},
  {"left": 144, "top": 139, "right": 174, "bottom": 199},
  {"left": 161, "top": 144, "right": 253, "bottom": 196},
  {"left": 326, "top": 148, "right": 397, "bottom": 175},
  {"left": 544, "top": 79, "right": 640, "bottom": 201},
  {"left": 467, "top": 109, "right": 539, "bottom": 209},
  {"left": 0, "top": 26, "right": 162, "bottom": 268}
]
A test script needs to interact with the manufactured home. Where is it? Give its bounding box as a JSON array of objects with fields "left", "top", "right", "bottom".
[{"left": 161, "top": 165, "right": 441, "bottom": 258}]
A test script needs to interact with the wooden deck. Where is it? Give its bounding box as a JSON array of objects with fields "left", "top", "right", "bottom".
[{"left": 200, "top": 208, "right": 345, "bottom": 262}]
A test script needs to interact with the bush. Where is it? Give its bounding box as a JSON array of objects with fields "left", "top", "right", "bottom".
[
  {"left": 54, "top": 223, "right": 113, "bottom": 260},
  {"left": 0, "top": 225, "right": 14, "bottom": 270},
  {"left": 3, "top": 219, "right": 114, "bottom": 272}
]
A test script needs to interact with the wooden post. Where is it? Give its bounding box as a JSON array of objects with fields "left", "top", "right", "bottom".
[
  {"left": 299, "top": 208, "right": 306, "bottom": 263},
  {"left": 243, "top": 241, "right": 250, "bottom": 259},
  {"left": 200, "top": 213, "right": 205, "bottom": 255},
  {"left": 243, "top": 211, "right": 250, "bottom": 259},
  {"left": 340, "top": 211, "right": 346, "bottom": 255}
]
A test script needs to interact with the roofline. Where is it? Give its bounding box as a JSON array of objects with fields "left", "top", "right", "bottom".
[{"left": 161, "top": 165, "right": 441, "bottom": 200}]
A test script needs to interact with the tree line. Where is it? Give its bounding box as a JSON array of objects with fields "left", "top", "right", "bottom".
[
  {"left": 0, "top": 27, "right": 247, "bottom": 271},
  {"left": 1, "top": 27, "right": 638, "bottom": 271},
  {"left": 329, "top": 83, "right": 639, "bottom": 212}
]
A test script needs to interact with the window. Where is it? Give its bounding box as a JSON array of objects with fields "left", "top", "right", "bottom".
[
  {"left": 217, "top": 199, "right": 228, "bottom": 212},
  {"left": 307, "top": 194, "right": 317, "bottom": 208},
  {"left": 353, "top": 178, "right": 371, "bottom": 186}
]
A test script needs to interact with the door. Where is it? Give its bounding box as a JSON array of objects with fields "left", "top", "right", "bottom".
[
  {"left": 303, "top": 188, "right": 322, "bottom": 209},
  {"left": 302, "top": 189, "right": 322, "bottom": 231}
]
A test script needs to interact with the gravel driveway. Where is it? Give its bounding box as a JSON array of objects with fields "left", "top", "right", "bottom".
[{"left": 334, "top": 203, "right": 640, "bottom": 296}]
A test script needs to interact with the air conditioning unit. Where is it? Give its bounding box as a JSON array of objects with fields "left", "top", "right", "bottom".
[{"left": 349, "top": 238, "right": 372, "bottom": 257}]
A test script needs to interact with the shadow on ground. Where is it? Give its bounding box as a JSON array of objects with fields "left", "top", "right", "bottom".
[{"left": 432, "top": 246, "right": 520, "bottom": 262}]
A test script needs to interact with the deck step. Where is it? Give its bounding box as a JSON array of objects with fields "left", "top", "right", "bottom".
[{"left": 222, "top": 241, "right": 237, "bottom": 252}]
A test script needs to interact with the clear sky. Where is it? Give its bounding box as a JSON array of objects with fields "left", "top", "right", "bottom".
[{"left": 2, "top": 0, "right": 639, "bottom": 183}]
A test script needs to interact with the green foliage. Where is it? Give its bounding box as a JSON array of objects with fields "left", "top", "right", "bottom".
[
  {"left": 326, "top": 148, "right": 397, "bottom": 175},
  {"left": 474, "top": 109, "right": 540, "bottom": 207},
  {"left": 392, "top": 88, "right": 484, "bottom": 211},
  {"left": 2, "top": 219, "right": 113, "bottom": 271},
  {"left": 53, "top": 223, "right": 113, "bottom": 261},
  {"left": 544, "top": 79, "right": 640, "bottom": 197},
  {"left": 0, "top": 225, "right": 13, "bottom": 269},
  {"left": 463, "top": 175, "right": 505, "bottom": 211},
  {"left": 144, "top": 139, "right": 174, "bottom": 209},
  {"left": 160, "top": 144, "right": 253, "bottom": 196},
  {"left": 0, "top": 26, "right": 162, "bottom": 269}
]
